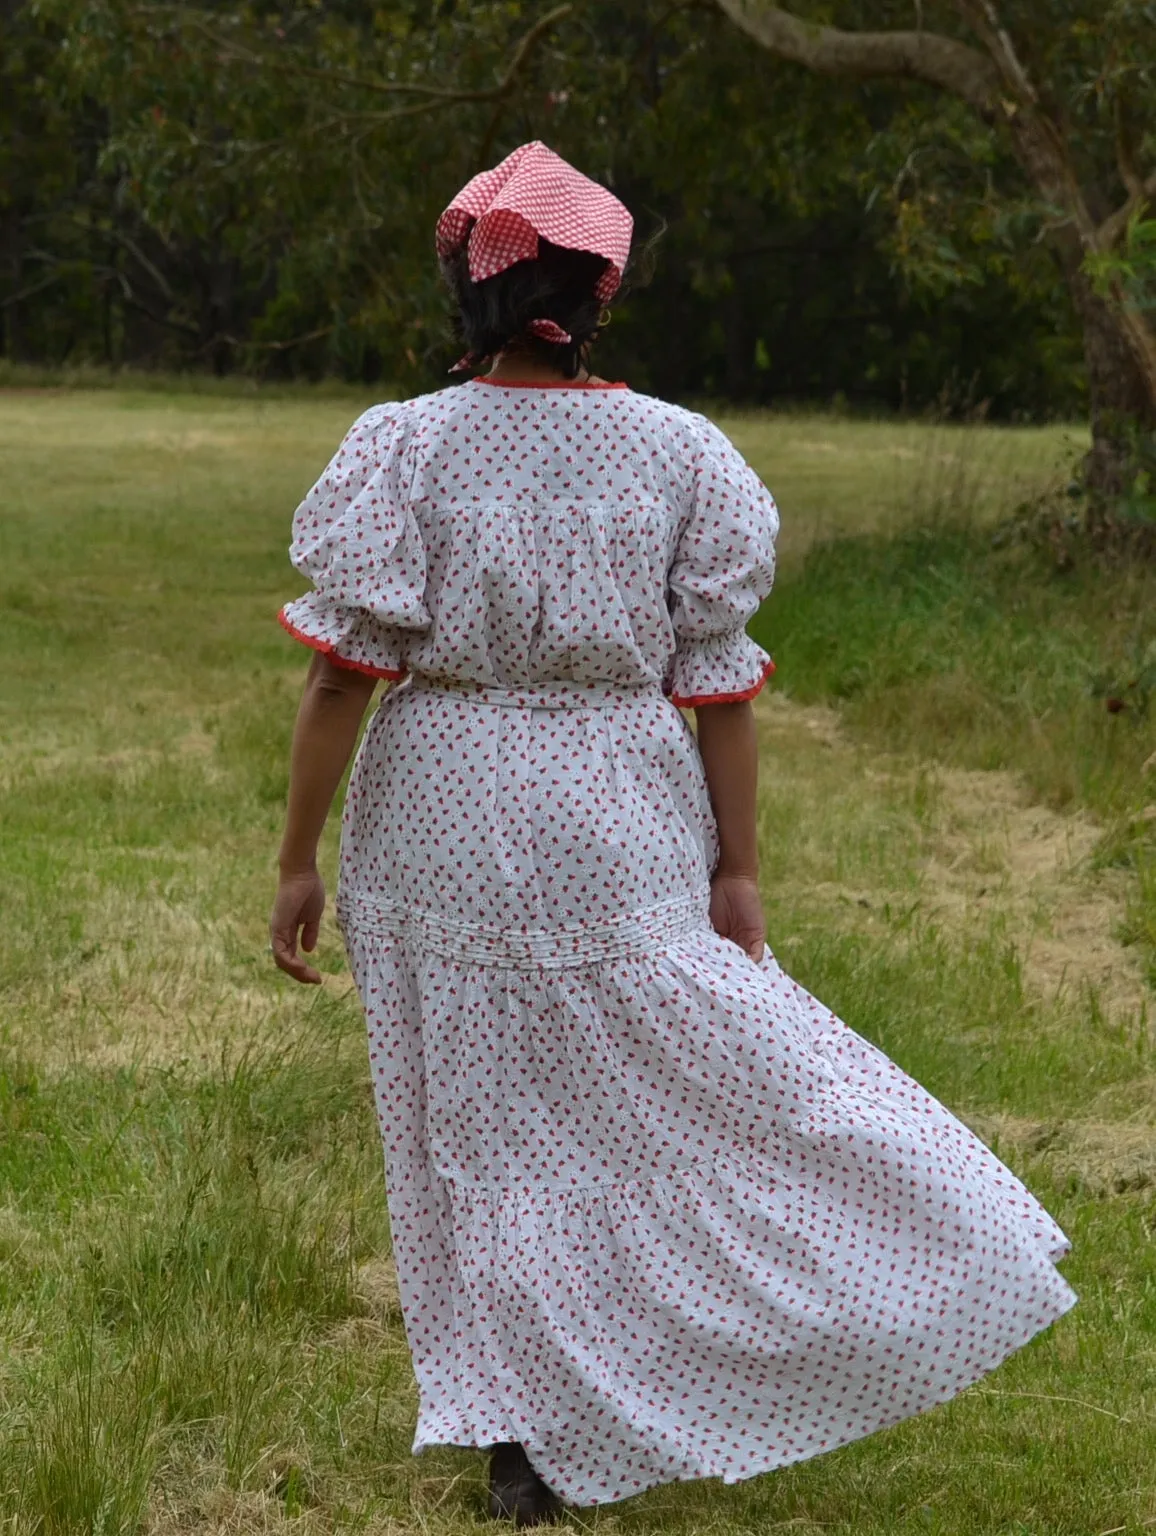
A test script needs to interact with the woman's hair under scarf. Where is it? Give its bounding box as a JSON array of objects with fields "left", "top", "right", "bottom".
[{"left": 436, "top": 141, "right": 633, "bottom": 371}]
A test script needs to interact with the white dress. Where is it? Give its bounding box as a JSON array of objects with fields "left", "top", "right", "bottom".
[{"left": 280, "top": 378, "right": 1076, "bottom": 1508}]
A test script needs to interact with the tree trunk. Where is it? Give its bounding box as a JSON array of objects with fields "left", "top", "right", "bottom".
[
  {"left": 1000, "top": 112, "right": 1156, "bottom": 503},
  {"left": 1066, "top": 269, "right": 1156, "bottom": 502}
]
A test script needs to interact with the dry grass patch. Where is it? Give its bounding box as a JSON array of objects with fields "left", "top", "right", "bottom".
[
  {"left": 924, "top": 766, "right": 1147, "bottom": 1023},
  {"left": 964, "top": 1115, "right": 1156, "bottom": 1198},
  {"left": 353, "top": 1259, "right": 402, "bottom": 1326},
  {"left": 147, "top": 1486, "right": 329, "bottom": 1536},
  {"left": 7, "top": 870, "right": 360, "bottom": 1072},
  {"left": 757, "top": 693, "right": 1149, "bottom": 1027}
]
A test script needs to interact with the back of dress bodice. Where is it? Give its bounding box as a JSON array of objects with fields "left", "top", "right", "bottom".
[{"left": 280, "top": 381, "right": 779, "bottom": 709}]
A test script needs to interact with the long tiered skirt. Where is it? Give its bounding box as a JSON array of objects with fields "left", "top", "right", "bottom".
[{"left": 336, "top": 678, "right": 1076, "bottom": 1507}]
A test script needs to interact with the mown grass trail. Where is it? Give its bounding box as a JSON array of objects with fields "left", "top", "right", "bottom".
[{"left": 1, "top": 390, "right": 1154, "bottom": 1535}]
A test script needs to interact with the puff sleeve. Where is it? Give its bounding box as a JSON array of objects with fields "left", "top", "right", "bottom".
[
  {"left": 278, "top": 403, "right": 431, "bottom": 679},
  {"left": 667, "top": 419, "right": 779, "bottom": 708}
]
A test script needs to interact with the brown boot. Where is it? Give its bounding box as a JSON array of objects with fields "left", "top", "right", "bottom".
[{"left": 487, "top": 1441, "right": 563, "bottom": 1526}]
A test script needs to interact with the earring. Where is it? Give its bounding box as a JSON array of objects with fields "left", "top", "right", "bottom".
[{"left": 597, "top": 307, "right": 612, "bottom": 328}]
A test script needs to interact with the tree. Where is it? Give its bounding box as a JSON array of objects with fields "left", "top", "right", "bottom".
[
  {"left": 714, "top": 0, "right": 1156, "bottom": 506},
  {"left": 5, "top": 0, "right": 1087, "bottom": 422},
  {"left": 17, "top": 0, "right": 575, "bottom": 376}
]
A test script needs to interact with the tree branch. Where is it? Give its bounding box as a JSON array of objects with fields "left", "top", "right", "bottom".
[
  {"left": 168, "top": 3, "right": 571, "bottom": 107},
  {"left": 220, "top": 325, "right": 334, "bottom": 352},
  {"left": 498, "top": 4, "right": 574, "bottom": 89},
  {"left": 1099, "top": 172, "right": 1156, "bottom": 250},
  {"left": 958, "top": 0, "right": 1039, "bottom": 105},
  {"left": 1115, "top": 99, "right": 1147, "bottom": 203},
  {"left": 713, "top": 0, "right": 1000, "bottom": 114},
  {"left": 114, "top": 283, "right": 202, "bottom": 338},
  {"left": 67, "top": 218, "right": 176, "bottom": 301},
  {"left": 470, "top": 1, "right": 575, "bottom": 167},
  {"left": 1, "top": 270, "right": 68, "bottom": 309}
]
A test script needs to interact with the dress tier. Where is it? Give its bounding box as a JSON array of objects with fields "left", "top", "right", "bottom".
[{"left": 280, "top": 381, "right": 1076, "bottom": 1508}]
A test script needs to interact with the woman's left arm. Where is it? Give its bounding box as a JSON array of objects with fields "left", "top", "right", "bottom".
[
  {"left": 271, "top": 653, "right": 379, "bottom": 984},
  {"left": 695, "top": 699, "right": 765, "bottom": 964}
]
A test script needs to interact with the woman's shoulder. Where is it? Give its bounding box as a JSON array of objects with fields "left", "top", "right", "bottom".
[
  {"left": 601, "top": 389, "right": 736, "bottom": 462},
  {"left": 364, "top": 382, "right": 731, "bottom": 469},
  {"left": 342, "top": 397, "right": 410, "bottom": 441}
]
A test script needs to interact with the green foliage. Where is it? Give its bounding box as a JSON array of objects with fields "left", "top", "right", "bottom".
[
  {"left": 2, "top": 0, "right": 1087, "bottom": 415},
  {"left": 1086, "top": 211, "right": 1156, "bottom": 316}
]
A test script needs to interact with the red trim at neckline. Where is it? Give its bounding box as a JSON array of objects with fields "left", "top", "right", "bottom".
[
  {"left": 472, "top": 377, "right": 628, "bottom": 391},
  {"left": 278, "top": 608, "right": 407, "bottom": 681}
]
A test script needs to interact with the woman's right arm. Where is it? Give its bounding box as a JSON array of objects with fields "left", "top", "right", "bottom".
[{"left": 270, "top": 653, "right": 378, "bottom": 984}]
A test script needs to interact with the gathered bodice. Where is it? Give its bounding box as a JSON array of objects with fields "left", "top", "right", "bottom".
[{"left": 279, "top": 380, "right": 779, "bottom": 709}]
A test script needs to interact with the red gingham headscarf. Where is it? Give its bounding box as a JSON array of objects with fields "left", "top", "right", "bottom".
[{"left": 436, "top": 141, "right": 633, "bottom": 318}]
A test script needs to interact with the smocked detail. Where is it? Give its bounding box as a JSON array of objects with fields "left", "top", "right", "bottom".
[
  {"left": 278, "top": 605, "right": 406, "bottom": 680},
  {"left": 472, "top": 377, "right": 629, "bottom": 390},
  {"left": 278, "top": 389, "right": 779, "bottom": 695},
  {"left": 337, "top": 888, "right": 710, "bottom": 970}
]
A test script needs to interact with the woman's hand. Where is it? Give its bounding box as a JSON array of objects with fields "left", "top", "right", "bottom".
[
  {"left": 709, "top": 871, "right": 765, "bottom": 964},
  {"left": 270, "top": 867, "right": 327, "bottom": 984},
  {"left": 270, "top": 654, "right": 376, "bottom": 985}
]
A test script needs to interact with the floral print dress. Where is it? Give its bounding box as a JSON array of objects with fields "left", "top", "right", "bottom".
[{"left": 280, "top": 378, "right": 1075, "bottom": 1508}]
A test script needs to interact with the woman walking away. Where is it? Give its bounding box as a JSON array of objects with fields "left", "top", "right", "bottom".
[{"left": 269, "top": 141, "right": 1075, "bottom": 1525}]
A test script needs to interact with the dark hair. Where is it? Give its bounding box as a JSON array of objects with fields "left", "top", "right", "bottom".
[{"left": 441, "top": 239, "right": 611, "bottom": 379}]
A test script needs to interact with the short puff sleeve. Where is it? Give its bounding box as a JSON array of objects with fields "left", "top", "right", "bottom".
[
  {"left": 278, "top": 403, "right": 430, "bottom": 679},
  {"left": 667, "top": 420, "right": 779, "bottom": 708}
]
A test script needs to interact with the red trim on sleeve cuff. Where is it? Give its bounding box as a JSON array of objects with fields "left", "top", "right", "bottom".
[
  {"left": 278, "top": 607, "right": 407, "bottom": 681},
  {"left": 670, "top": 656, "right": 776, "bottom": 709}
]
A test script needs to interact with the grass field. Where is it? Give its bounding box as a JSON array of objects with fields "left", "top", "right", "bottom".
[{"left": 1, "top": 388, "right": 1155, "bottom": 1536}]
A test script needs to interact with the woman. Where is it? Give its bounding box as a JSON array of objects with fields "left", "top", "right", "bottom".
[{"left": 270, "top": 141, "right": 1075, "bottom": 1525}]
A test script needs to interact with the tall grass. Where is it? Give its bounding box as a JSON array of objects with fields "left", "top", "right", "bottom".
[
  {"left": 749, "top": 432, "right": 1156, "bottom": 990},
  {"left": 753, "top": 527, "right": 1156, "bottom": 812},
  {"left": 0, "top": 1031, "right": 390, "bottom": 1533}
]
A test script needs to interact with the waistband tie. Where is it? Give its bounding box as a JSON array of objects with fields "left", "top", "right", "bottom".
[{"left": 406, "top": 675, "right": 664, "bottom": 710}]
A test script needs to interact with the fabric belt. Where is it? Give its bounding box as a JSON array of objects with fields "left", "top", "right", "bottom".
[{"left": 406, "top": 675, "right": 664, "bottom": 710}]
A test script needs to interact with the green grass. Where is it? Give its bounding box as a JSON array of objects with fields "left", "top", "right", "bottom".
[
  {"left": 1, "top": 387, "right": 1155, "bottom": 1534},
  {"left": 748, "top": 495, "right": 1156, "bottom": 994},
  {"left": 0, "top": 359, "right": 390, "bottom": 402},
  {"left": 752, "top": 524, "right": 1156, "bottom": 812}
]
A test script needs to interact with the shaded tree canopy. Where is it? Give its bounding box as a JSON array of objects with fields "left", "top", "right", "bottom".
[
  {"left": 3, "top": 0, "right": 1100, "bottom": 430},
  {"left": 714, "top": 0, "right": 1156, "bottom": 501}
]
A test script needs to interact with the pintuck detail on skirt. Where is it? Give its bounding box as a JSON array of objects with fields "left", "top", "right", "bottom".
[{"left": 336, "top": 887, "right": 710, "bottom": 969}]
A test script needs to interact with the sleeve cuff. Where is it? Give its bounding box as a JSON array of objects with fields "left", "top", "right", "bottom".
[
  {"left": 279, "top": 595, "right": 408, "bottom": 681},
  {"left": 668, "top": 632, "right": 775, "bottom": 709}
]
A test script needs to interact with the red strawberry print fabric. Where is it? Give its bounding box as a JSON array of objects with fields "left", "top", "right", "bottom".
[{"left": 280, "top": 380, "right": 1076, "bottom": 1507}]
